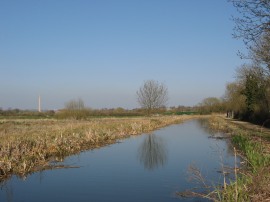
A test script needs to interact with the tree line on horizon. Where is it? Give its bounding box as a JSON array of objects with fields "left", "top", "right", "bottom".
[
  {"left": 0, "top": 95, "right": 199, "bottom": 120},
  {"left": 0, "top": 80, "right": 199, "bottom": 119}
]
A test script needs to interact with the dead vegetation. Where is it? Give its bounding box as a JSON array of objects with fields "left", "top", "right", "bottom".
[{"left": 0, "top": 115, "right": 198, "bottom": 181}]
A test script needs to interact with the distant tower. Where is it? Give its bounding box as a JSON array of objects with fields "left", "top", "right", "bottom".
[{"left": 38, "top": 96, "right": 41, "bottom": 112}]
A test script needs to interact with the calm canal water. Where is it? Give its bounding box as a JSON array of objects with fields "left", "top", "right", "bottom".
[{"left": 0, "top": 120, "right": 239, "bottom": 202}]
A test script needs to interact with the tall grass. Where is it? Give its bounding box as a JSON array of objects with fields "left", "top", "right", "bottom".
[{"left": 0, "top": 115, "right": 198, "bottom": 181}]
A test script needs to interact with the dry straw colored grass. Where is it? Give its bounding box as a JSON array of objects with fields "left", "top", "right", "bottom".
[{"left": 0, "top": 115, "right": 198, "bottom": 181}]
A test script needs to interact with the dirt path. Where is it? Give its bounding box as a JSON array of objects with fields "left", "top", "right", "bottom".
[
  {"left": 227, "top": 118, "right": 270, "bottom": 136},
  {"left": 225, "top": 118, "right": 270, "bottom": 154}
]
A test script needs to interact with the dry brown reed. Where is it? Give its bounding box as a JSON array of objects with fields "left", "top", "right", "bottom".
[{"left": 0, "top": 115, "right": 198, "bottom": 181}]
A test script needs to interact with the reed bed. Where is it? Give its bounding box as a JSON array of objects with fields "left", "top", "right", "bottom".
[{"left": 0, "top": 115, "right": 197, "bottom": 181}]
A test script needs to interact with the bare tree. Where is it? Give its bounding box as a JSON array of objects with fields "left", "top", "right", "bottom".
[
  {"left": 230, "top": 0, "right": 270, "bottom": 46},
  {"left": 230, "top": 1, "right": 270, "bottom": 72},
  {"left": 136, "top": 80, "right": 168, "bottom": 115},
  {"left": 251, "top": 32, "right": 270, "bottom": 72}
]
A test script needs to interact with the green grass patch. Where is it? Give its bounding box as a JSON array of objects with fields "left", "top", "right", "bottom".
[{"left": 232, "top": 135, "right": 270, "bottom": 171}]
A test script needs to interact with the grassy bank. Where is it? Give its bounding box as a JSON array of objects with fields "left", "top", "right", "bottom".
[
  {"left": 0, "top": 115, "right": 198, "bottom": 181},
  {"left": 207, "top": 116, "right": 270, "bottom": 201}
]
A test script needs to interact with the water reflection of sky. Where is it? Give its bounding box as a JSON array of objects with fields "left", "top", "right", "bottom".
[{"left": 0, "top": 120, "right": 240, "bottom": 202}]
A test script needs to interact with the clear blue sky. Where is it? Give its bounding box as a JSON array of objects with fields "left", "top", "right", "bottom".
[{"left": 0, "top": 0, "right": 245, "bottom": 110}]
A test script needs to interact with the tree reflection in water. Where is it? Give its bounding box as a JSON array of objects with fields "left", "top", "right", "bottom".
[
  {"left": 1, "top": 180, "right": 13, "bottom": 202},
  {"left": 138, "top": 134, "right": 167, "bottom": 170}
]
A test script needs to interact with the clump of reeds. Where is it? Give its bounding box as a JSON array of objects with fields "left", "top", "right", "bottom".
[{"left": 0, "top": 115, "right": 198, "bottom": 181}]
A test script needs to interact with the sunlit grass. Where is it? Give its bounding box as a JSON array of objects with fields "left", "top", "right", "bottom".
[{"left": 0, "top": 115, "right": 198, "bottom": 180}]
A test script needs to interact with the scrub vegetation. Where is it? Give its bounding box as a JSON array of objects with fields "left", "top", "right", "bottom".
[{"left": 0, "top": 115, "right": 198, "bottom": 182}]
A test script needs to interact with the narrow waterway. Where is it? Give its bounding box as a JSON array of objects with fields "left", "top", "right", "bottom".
[{"left": 0, "top": 120, "right": 239, "bottom": 202}]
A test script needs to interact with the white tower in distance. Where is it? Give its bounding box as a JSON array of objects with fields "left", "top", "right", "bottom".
[{"left": 38, "top": 95, "right": 41, "bottom": 112}]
